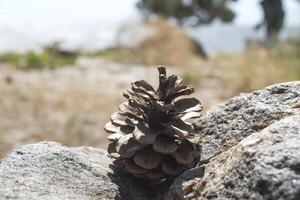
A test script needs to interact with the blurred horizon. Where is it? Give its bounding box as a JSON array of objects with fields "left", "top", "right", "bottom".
[{"left": 0, "top": 0, "right": 299, "bottom": 54}]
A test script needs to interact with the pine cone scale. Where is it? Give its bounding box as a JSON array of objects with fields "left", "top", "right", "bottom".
[
  {"left": 171, "top": 147, "right": 194, "bottom": 164},
  {"left": 124, "top": 159, "right": 147, "bottom": 174},
  {"left": 133, "top": 123, "right": 159, "bottom": 144},
  {"left": 162, "top": 119, "right": 194, "bottom": 138},
  {"left": 115, "top": 134, "right": 146, "bottom": 158},
  {"left": 153, "top": 134, "right": 178, "bottom": 154},
  {"left": 173, "top": 98, "right": 203, "bottom": 113},
  {"left": 145, "top": 167, "right": 166, "bottom": 180},
  {"left": 133, "top": 148, "right": 163, "bottom": 169},
  {"left": 161, "top": 156, "right": 186, "bottom": 176}
]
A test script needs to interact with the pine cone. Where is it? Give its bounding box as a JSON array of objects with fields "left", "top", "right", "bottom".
[{"left": 105, "top": 66, "right": 202, "bottom": 181}]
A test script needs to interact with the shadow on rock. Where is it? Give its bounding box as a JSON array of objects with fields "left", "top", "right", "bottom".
[{"left": 108, "top": 164, "right": 175, "bottom": 200}]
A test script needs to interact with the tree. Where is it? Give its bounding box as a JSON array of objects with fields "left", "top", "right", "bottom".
[
  {"left": 137, "top": 0, "right": 237, "bottom": 26},
  {"left": 137, "top": 0, "right": 297, "bottom": 41},
  {"left": 256, "top": 0, "right": 284, "bottom": 41}
]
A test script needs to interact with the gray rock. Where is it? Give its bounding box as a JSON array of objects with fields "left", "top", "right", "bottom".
[
  {"left": 195, "top": 81, "right": 300, "bottom": 161},
  {"left": 0, "top": 142, "right": 148, "bottom": 200},
  {"left": 1, "top": 82, "right": 300, "bottom": 200},
  {"left": 168, "top": 115, "right": 300, "bottom": 200}
]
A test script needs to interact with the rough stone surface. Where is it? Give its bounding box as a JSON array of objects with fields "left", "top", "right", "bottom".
[
  {"left": 195, "top": 81, "right": 300, "bottom": 161},
  {"left": 168, "top": 115, "right": 300, "bottom": 200},
  {"left": 1, "top": 82, "right": 300, "bottom": 200},
  {"left": 0, "top": 142, "right": 148, "bottom": 200}
]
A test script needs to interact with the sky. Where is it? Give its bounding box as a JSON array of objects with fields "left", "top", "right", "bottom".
[
  {"left": 231, "top": 0, "right": 300, "bottom": 26},
  {"left": 0, "top": 0, "right": 299, "bottom": 53},
  {"left": 0, "top": 0, "right": 299, "bottom": 26}
]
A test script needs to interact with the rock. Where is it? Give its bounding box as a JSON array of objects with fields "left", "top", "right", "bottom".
[
  {"left": 168, "top": 115, "right": 300, "bottom": 200},
  {"left": 0, "top": 142, "right": 148, "bottom": 200},
  {"left": 167, "top": 81, "right": 300, "bottom": 200},
  {"left": 195, "top": 81, "right": 300, "bottom": 161},
  {"left": 1, "top": 82, "right": 300, "bottom": 200}
]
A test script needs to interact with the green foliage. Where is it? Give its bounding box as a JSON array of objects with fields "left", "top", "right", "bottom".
[
  {"left": 270, "top": 38, "right": 300, "bottom": 80},
  {"left": 137, "top": 0, "right": 236, "bottom": 25},
  {"left": 276, "top": 38, "right": 300, "bottom": 59},
  {"left": 137, "top": 0, "right": 194, "bottom": 24},
  {"left": 181, "top": 72, "right": 202, "bottom": 86},
  {"left": 95, "top": 48, "right": 126, "bottom": 57},
  {"left": 25, "top": 52, "right": 47, "bottom": 69},
  {"left": 0, "top": 42, "right": 78, "bottom": 69},
  {"left": 215, "top": 38, "right": 300, "bottom": 94},
  {"left": 0, "top": 52, "right": 21, "bottom": 66}
]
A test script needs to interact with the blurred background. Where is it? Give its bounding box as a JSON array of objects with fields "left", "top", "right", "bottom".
[{"left": 0, "top": 0, "right": 299, "bottom": 157}]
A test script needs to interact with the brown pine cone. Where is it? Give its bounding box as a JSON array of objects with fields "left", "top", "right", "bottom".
[{"left": 105, "top": 66, "right": 202, "bottom": 181}]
